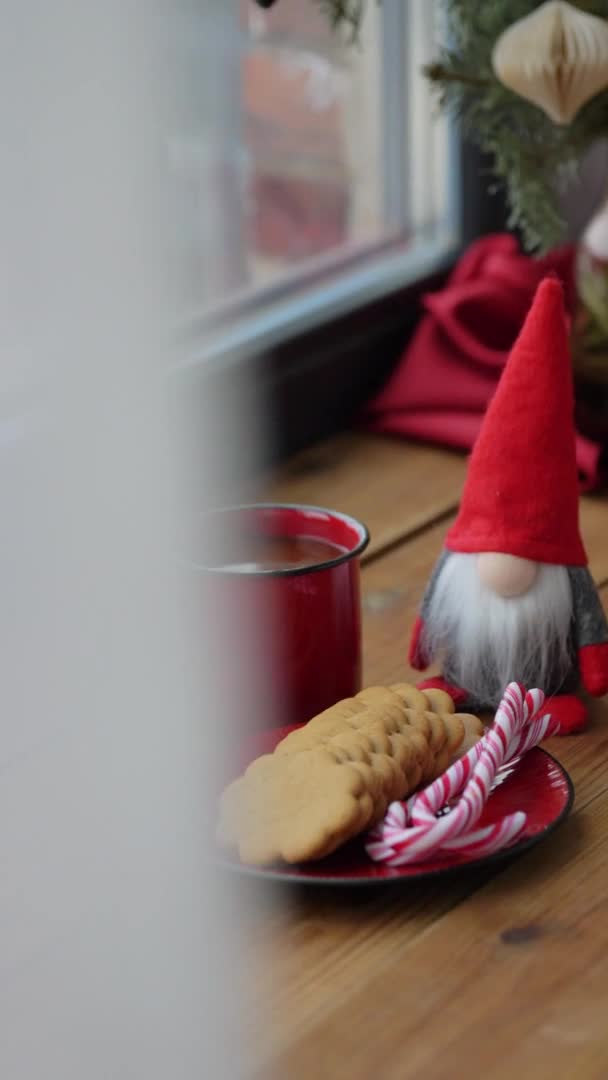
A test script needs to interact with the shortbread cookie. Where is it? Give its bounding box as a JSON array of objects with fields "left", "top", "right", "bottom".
[
  {"left": 274, "top": 690, "right": 478, "bottom": 782},
  {"left": 217, "top": 682, "right": 485, "bottom": 866},
  {"left": 417, "top": 687, "right": 456, "bottom": 715},
  {"left": 389, "top": 683, "right": 430, "bottom": 712},
  {"left": 356, "top": 686, "right": 405, "bottom": 710},
  {"left": 217, "top": 748, "right": 368, "bottom": 865},
  {"left": 277, "top": 703, "right": 405, "bottom": 754}
]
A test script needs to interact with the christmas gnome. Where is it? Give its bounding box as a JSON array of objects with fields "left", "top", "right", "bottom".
[{"left": 409, "top": 276, "right": 608, "bottom": 734}]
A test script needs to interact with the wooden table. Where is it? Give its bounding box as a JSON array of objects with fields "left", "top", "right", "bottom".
[{"left": 238, "top": 432, "right": 608, "bottom": 1079}]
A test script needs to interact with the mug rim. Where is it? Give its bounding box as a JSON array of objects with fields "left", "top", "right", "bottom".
[{"left": 194, "top": 501, "right": 370, "bottom": 578}]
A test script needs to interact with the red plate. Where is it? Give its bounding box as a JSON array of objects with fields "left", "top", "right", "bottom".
[{"left": 217, "top": 725, "right": 574, "bottom": 886}]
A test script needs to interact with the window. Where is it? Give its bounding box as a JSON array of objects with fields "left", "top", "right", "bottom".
[{"left": 186, "top": 1, "right": 459, "bottom": 363}]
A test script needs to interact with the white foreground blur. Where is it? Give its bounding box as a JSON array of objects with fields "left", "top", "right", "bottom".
[{"left": 0, "top": 4, "right": 254, "bottom": 1077}]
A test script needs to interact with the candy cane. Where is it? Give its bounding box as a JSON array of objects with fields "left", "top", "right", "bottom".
[
  {"left": 441, "top": 813, "right": 526, "bottom": 856},
  {"left": 372, "top": 684, "right": 548, "bottom": 840},
  {"left": 411, "top": 685, "right": 528, "bottom": 815},
  {"left": 365, "top": 683, "right": 556, "bottom": 867},
  {"left": 411, "top": 684, "right": 532, "bottom": 830},
  {"left": 381, "top": 814, "right": 527, "bottom": 866}
]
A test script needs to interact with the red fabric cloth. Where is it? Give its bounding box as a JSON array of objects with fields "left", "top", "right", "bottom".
[
  {"left": 446, "top": 277, "right": 587, "bottom": 566},
  {"left": 365, "top": 234, "right": 602, "bottom": 490}
]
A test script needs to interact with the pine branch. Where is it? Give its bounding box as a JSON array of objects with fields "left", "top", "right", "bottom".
[
  {"left": 317, "top": 0, "right": 367, "bottom": 39},
  {"left": 424, "top": 62, "right": 491, "bottom": 90},
  {"left": 424, "top": 0, "right": 608, "bottom": 252},
  {"left": 277, "top": 0, "right": 608, "bottom": 252}
]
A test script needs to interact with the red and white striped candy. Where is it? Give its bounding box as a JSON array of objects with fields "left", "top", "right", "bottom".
[
  {"left": 365, "top": 682, "right": 558, "bottom": 867},
  {"left": 440, "top": 812, "right": 527, "bottom": 858}
]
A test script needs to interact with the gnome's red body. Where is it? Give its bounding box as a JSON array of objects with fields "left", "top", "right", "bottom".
[{"left": 409, "top": 278, "right": 608, "bottom": 733}]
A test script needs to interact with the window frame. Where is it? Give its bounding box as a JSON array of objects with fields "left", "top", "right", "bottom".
[
  {"left": 187, "top": 0, "right": 461, "bottom": 372},
  {"left": 177, "top": 0, "right": 511, "bottom": 484},
  {"left": 179, "top": 137, "right": 508, "bottom": 483},
  {"left": 265, "top": 140, "right": 509, "bottom": 459}
]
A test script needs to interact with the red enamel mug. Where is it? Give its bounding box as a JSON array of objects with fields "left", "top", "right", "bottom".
[{"left": 198, "top": 503, "right": 369, "bottom": 732}]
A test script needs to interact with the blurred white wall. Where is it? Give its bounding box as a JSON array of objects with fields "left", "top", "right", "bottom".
[{"left": 0, "top": 3, "right": 255, "bottom": 1077}]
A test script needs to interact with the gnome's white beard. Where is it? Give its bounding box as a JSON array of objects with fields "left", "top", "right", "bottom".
[{"left": 422, "top": 553, "right": 574, "bottom": 705}]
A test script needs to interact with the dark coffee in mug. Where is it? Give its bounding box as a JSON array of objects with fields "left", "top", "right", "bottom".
[{"left": 213, "top": 533, "right": 346, "bottom": 573}]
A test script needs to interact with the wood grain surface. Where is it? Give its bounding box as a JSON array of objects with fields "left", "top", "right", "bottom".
[
  {"left": 266, "top": 432, "right": 465, "bottom": 561},
  {"left": 239, "top": 433, "right": 608, "bottom": 1079}
]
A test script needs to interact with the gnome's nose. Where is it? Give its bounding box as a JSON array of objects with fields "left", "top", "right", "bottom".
[{"left": 477, "top": 553, "right": 538, "bottom": 598}]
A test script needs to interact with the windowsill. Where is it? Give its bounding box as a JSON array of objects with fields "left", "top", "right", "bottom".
[{"left": 181, "top": 226, "right": 458, "bottom": 376}]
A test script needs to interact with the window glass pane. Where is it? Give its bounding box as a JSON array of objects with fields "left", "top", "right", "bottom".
[
  {"left": 243, "top": 1, "right": 384, "bottom": 287},
  {"left": 189, "top": 1, "right": 455, "bottom": 325}
]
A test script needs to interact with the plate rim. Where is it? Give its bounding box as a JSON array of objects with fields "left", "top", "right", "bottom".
[{"left": 213, "top": 748, "right": 574, "bottom": 887}]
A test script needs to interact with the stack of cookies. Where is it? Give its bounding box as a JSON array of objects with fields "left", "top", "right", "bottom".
[{"left": 217, "top": 683, "right": 483, "bottom": 866}]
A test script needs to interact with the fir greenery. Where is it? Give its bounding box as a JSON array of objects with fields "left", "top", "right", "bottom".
[
  {"left": 425, "top": 0, "right": 608, "bottom": 253},
  {"left": 304, "top": 1, "right": 608, "bottom": 252},
  {"left": 317, "top": 0, "right": 367, "bottom": 38}
]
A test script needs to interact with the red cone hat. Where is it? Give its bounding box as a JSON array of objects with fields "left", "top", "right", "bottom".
[{"left": 445, "top": 276, "right": 587, "bottom": 566}]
